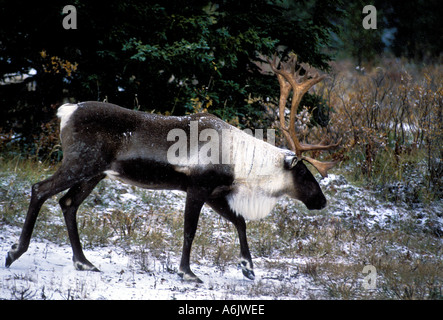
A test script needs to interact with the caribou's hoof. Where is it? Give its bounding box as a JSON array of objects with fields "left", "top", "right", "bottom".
[
  {"left": 5, "top": 243, "right": 21, "bottom": 268},
  {"left": 239, "top": 260, "right": 255, "bottom": 280},
  {"left": 74, "top": 260, "right": 100, "bottom": 272},
  {"left": 5, "top": 252, "right": 14, "bottom": 268},
  {"left": 242, "top": 268, "right": 255, "bottom": 280},
  {"left": 178, "top": 270, "right": 203, "bottom": 283}
]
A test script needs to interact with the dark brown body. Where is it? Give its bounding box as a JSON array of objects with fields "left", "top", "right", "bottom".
[{"left": 6, "top": 101, "right": 326, "bottom": 282}]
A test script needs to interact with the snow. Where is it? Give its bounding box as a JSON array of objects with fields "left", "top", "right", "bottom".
[
  {"left": 0, "top": 174, "right": 317, "bottom": 300},
  {"left": 1, "top": 173, "right": 441, "bottom": 300},
  {"left": 0, "top": 223, "right": 317, "bottom": 300},
  {"left": 320, "top": 174, "right": 433, "bottom": 228}
]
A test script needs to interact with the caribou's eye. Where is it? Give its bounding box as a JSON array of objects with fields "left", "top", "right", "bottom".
[{"left": 284, "top": 155, "right": 298, "bottom": 170}]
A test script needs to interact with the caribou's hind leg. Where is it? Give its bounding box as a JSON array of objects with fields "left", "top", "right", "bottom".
[
  {"left": 5, "top": 156, "right": 104, "bottom": 269},
  {"left": 59, "top": 174, "right": 105, "bottom": 271},
  {"left": 5, "top": 166, "right": 81, "bottom": 268}
]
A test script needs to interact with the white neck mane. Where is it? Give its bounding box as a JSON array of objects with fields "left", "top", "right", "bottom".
[{"left": 224, "top": 128, "right": 290, "bottom": 220}]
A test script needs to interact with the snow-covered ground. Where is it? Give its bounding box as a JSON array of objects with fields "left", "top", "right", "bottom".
[
  {"left": 0, "top": 175, "right": 318, "bottom": 300},
  {"left": 0, "top": 224, "right": 318, "bottom": 300},
  {"left": 1, "top": 173, "right": 442, "bottom": 300}
]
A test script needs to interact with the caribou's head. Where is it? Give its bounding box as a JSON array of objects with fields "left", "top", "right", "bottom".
[
  {"left": 282, "top": 155, "right": 326, "bottom": 210},
  {"left": 269, "top": 53, "right": 340, "bottom": 210}
]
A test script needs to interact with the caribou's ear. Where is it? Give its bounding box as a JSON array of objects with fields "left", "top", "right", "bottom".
[{"left": 284, "top": 155, "right": 298, "bottom": 169}]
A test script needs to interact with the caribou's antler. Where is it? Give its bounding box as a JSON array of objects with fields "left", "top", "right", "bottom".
[{"left": 268, "top": 53, "right": 340, "bottom": 177}]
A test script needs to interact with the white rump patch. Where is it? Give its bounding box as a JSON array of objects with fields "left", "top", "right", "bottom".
[{"left": 57, "top": 103, "right": 78, "bottom": 131}]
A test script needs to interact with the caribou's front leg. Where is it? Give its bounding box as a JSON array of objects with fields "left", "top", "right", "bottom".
[
  {"left": 178, "top": 189, "right": 205, "bottom": 283},
  {"left": 236, "top": 218, "right": 255, "bottom": 280},
  {"left": 207, "top": 197, "right": 255, "bottom": 280}
]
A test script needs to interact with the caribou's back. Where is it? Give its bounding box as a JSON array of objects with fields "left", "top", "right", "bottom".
[{"left": 61, "top": 101, "right": 234, "bottom": 192}]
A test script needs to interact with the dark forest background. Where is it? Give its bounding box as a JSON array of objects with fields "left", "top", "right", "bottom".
[{"left": 0, "top": 0, "right": 441, "bottom": 158}]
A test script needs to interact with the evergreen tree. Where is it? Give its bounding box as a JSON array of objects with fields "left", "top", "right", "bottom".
[{"left": 0, "top": 0, "right": 342, "bottom": 133}]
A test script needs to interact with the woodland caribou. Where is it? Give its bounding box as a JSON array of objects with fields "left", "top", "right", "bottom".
[{"left": 6, "top": 54, "right": 339, "bottom": 283}]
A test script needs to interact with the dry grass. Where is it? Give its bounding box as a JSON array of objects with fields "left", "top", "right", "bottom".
[
  {"left": 292, "top": 58, "right": 442, "bottom": 205},
  {"left": 1, "top": 128, "right": 442, "bottom": 300}
]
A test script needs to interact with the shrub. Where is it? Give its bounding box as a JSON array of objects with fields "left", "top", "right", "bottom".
[
  {"left": 2, "top": 57, "right": 441, "bottom": 204},
  {"left": 315, "top": 58, "right": 442, "bottom": 203}
]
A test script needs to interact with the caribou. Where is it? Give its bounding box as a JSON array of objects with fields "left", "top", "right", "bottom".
[{"left": 5, "top": 54, "right": 339, "bottom": 283}]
